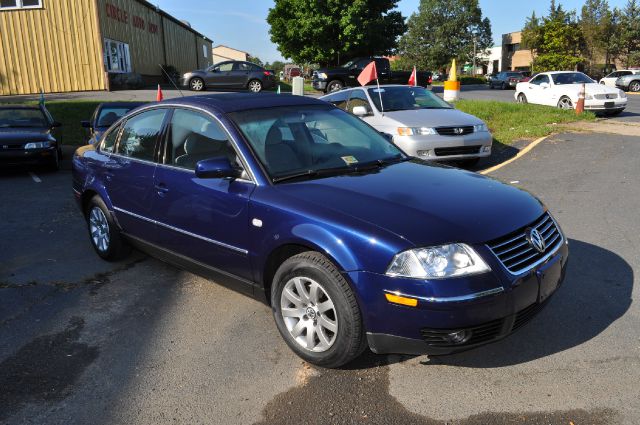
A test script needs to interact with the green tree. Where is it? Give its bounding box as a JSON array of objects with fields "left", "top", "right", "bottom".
[
  {"left": 247, "top": 55, "right": 264, "bottom": 66},
  {"left": 619, "top": 0, "right": 640, "bottom": 67},
  {"left": 267, "top": 0, "right": 406, "bottom": 66},
  {"left": 580, "top": 0, "right": 619, "bottom": 74},
  {"left": 397, "top": 0, "right": 492, "bottom": 71},
  {"left": 522, "top": 1, "right": 584, "bottom": 72}
]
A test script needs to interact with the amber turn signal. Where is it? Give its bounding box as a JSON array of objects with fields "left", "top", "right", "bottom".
[{"left": 385, "top": 292, "right": 418, "bottom": 307}]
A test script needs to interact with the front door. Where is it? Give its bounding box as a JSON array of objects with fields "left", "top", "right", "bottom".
[
  {"left": 525, "top": 74, "right": 551, "bottom": 104},
  {"left": 151, "top": 108, "right": 255, "bottom": 288},
  {"left": 104, "top": 108, "right": 168, "bottom": 240},
  {"left": 206, "top": 62, "right": 234, "bottom": 87}
]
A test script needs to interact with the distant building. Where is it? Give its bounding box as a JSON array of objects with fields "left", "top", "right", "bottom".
[
  {"left": 212, "top": 45, "right": 249, "bottom": 64},
  {"left": 485, "top": 47, "right": 503, "bottom": 75},
  {"left": 502, "top": 32, "right": 533, "bottom": 72}
]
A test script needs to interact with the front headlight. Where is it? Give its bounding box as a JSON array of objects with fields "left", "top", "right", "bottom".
[
  {"left": 386, "top": 243, "right": 491, "bottom": 279},
  {"left": 473, "top": 123, "right": 488, "bottom": 133},
  {"left": 397, "top": 127, "right": 437, "bottom": 136},
  {"left": 318, "top": 72, "right": 328, "bottom": 80},
  {"left": 585, "top": 94, "right": 593, "bottom": 100},
  {"left": 619, "top": 90, "right": 627, "bottom": 99},
  {"left": 24, "top": 141, "right": 51, "bottom": 149}
]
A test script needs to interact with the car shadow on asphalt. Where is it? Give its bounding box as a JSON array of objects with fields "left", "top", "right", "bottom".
[{"left": 421, "top": 238, "right": 633, "bottom": 368}]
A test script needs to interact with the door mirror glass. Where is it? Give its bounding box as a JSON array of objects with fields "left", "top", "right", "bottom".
[
  {"left": 351, "top": 105, "right": 369, "bottom": 117},
  {"left": 195, "top": 157, "right": 239, "bottom": 179}
]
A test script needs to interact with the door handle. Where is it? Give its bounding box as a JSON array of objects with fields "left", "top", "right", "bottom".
[
  {"left": 104, "top": 171, "right": 114, "bottom": 182},
  {"left": 154, "top": 183, "right": 169, "bottom": 195}
]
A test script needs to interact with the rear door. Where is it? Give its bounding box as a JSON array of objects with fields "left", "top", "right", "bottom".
[
  {"left": 151, "top": 107, "right": 255, "bottom": 286},
  {"left": 104, "top": 108, "right": 168, "bottom": 240},
  {"left": 231, "top": 62, "right": 253, "bottom": 88}
]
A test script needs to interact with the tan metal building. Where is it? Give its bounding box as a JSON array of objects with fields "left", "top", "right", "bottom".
[
  {"left": 212, "top": 45, "right": 248, "bottom": 64},
  {"left": 0, "top": 0, "right": 212, "bottom": 95}
]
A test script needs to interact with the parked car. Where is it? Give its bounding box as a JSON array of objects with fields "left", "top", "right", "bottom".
[
  {"left": 320, "top": 85, "right": 492, "bottom": 166},
  {"left": 486, "top": 72, "right": 498, "bottom": 83},
  {"left": 515, "top": 71, "right": 627, "bottom": 115},
  {"left": 0, "top": 104, "right": 62, "bottom": 170},
  {"left": 520, "top": 73, "right": 538, "bottom": 83},
  {"left": 81, "top": 102, "right": 146, "bottom": 145},
  {"left": 615, "top": 71, "right": 640, "bottom": 92},
  {"left": 181, "top": 61, "right": 276, "bottom": 93},
  {"left": 312, "top": 57, "right": 432, "bottom": 93},
  {"left": 488, "top": 71, "right": 526, "bottom": 89},
  {"left": 72, "top": 93, "right": 568, "bottom": 368},
  {"left": 600, "top": 70, "right": 640, "bottom": 88}
]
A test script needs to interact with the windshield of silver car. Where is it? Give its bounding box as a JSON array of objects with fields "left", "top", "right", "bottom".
[{"left": 368, "top": 86, "right": 452, "bottom": 112}]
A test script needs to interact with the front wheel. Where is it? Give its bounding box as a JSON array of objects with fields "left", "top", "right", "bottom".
[
  {"left": 517, "top": 93, "right": 528, "bottom": 104},
  {"left": 501, "top": 82, "right": 507, "bottom": 90},
  {"left": 629, "top": 81, "right": 640, "bottom": 92},
  {"left": 271, "top": 252, "right": 366, "bottom": 368},
  {"left": 557, "top": 96, "right": 574, "bottom": 110},
  {"left": 86, "top": 196, "right": 131, "bottom": 261},
  {"left": 326, "top": 80, "right": 344, "bottom": 93},
  {"left": 248, "top": 79, "right": 263, "bottom": 93},
  {"left": 189, "top": 77, "right": 205, "bottom": 91}
]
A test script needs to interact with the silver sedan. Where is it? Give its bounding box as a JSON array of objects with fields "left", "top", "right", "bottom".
[{"left": 320, "top": 85, "right": 492, "bottom": 166}]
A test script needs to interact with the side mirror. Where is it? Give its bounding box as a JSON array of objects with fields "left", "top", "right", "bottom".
[
  {"left": 195, "top": 157, "right": 240, "bottom": 179},
  {"left": 379, "top": 132, "right": 394, "bottom": 143},
  {"left": 351, "top": 106, "right": 370, "bottom": 117},
  {"left": 540, "top": 83, "right": 550, "bottom": 89},
  {"left": 81, "top": 120, "right": 90, "bottom": 128},
  {"left": 52, "top": 121, "right": 62, "bottom": 128}
]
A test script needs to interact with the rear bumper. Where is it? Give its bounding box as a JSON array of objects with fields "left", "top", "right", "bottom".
[{"left": 0, "top": 147, "right": 57, "bottom": 166}]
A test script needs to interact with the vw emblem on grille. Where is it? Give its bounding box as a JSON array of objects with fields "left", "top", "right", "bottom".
[
  {"left": 526, "top": 228, "right": 546, "bottom": 253},
  {"left": 454, "top": 127, "right": 464, "bottom": 135}
]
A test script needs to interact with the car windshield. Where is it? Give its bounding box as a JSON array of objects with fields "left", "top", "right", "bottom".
[
  {"left": 367, "top": 86, "right": 452, "bottom": 112},
  {"left": 551, "top": 72, "right": 595, "bottom": 85},
  {"left": 96, "top": 106, "right": 138, "bottom": 127},
  {"left": 229, "top": 105, "right": 405, "bottom": 182},
  {"left": 0, "top": 108, "right": 48, "bottom": 128},
  {"left": 341, "top": 59, "right": 358, "bottom": 68}
]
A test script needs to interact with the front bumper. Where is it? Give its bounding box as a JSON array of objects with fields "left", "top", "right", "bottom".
[
  {"left": 0, "top": 146, "right": 57, "bottom": 166},
  {"left": 346, "top": 240, "right": 569, "bottom": 355},
  {"left": 393, "top": 131, "right": 493, "bottom": 160},
  {"left": 584, "top": 99, "right": 627, "bottom": 112},
  {"left": 312, "top": 79, "right": 328, "bottom": 91}
]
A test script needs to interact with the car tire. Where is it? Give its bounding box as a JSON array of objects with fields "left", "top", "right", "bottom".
[
  {"left": 326, "top": 80, "right": 344, "bottom": 93},
  {"left": 517, "top": 93, "right": 528, "bottom": 104},
  {"left": 271, "top": 251, "right": 366, "bottom": 368},
  {"left": 248, "top": 79, "right": 263, "bottom": 93},
  {"left": 557, "top": 96, "right": 574, "bottom": 110},
  {"left": 189, "top": 77, "right": 205, "bottom": 92},
  {"left": 629, "top": 81, "right": 640, "bottom": 92},
  {"left": 489, "top": 82, "right": 494, "bottom": 89},
  {"left": 86, "top": 196, "right": 131, "bottom": 261},
  {"left": 501, "top": 82, "right": 507, "bottom": 90}
]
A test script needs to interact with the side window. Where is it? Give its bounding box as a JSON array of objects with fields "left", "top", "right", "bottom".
[
  {"left": 346, "top": 90, "right": 372, "bottom": 114},
  {"left": 117, "top": 109, "right": 166, "bottom": 161},
  {"left": 619, "top": 71, "right": 632, "bottom": 77},
  {"left": 530, "top": 75, "right": 549, "bottom": 85},
  {"left": 101, "top": 124, "right": 121, "bottom": 153},
  {"left": 324, "top": 91, "right": 348, "bottom": 110},
  {"left": 216, "top": 62, "right": 233, "bottom": 72},
  {"left": 166, "top": 109, "right": 237, "bottom": 171},
  {"left": 234, "top": 62, "right": 250, "bottom": 71}
]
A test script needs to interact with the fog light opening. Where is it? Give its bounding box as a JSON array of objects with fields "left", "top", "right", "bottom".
[
  {"left": 417, "top": 150, "right": 432, "bottom": 158},
  {"left": 447, "top": 330, "right": 471, "bottom": 344},
  {"left": 482, "top": 146, "right": 491, "bottom": 152}
]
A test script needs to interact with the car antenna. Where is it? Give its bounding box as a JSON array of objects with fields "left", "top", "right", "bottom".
[{"left": 158, "top": 64, "right": 184, "bottom": 97}]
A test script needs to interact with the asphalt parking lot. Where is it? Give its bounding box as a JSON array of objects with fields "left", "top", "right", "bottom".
[{"left": 0, "top": 129, "right": 638, "bottom": 424}]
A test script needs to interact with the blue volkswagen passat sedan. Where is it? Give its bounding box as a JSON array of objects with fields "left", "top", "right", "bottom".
[{"left": 72, "top": 93, "right": 568, "bottom": 368}]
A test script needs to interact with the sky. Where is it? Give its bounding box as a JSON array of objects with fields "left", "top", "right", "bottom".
[{"left": 156, "top": 0, "right": 630, "bottom": 63}]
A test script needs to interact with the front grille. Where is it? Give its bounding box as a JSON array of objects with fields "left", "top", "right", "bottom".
[
  {"left": 434, "top": 145, "right": 481, "bottom": 156},
  {"left": 487, "top": 212, "right": 563, "bottom": 274},
  {"left": 594, "top": 93, "right": 618, "bottom": 100},
  {"left": 421, "top": 317, "right": 504, "bottom": 347},
  {"left": 435, "top": 126, "right": 474, "bottom": 136},
  {"left": 512, "top": 302, "right": 544, "bottom": 331}
]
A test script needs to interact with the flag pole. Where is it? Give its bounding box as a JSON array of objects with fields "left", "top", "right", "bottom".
[{"left": 376, "top": 78, "right": 384, "bottom": 116}]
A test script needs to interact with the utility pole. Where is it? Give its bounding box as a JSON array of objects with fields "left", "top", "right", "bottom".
[{"left": 472, "top": 36, "right": 477, "bottom": 76}]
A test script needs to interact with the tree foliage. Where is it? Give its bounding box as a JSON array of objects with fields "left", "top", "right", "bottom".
[
  {"left": 619, "top": 0, "right": 640, "bottom": 67},
  {"left": 397, "top": 0, "right": 492, "bottom": 71},
  {"left": 267, "top": 0, "right": 406, "bottom": 66}
]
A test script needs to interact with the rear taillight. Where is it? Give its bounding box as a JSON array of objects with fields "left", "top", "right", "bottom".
[
  {"left": 264, "top": 71, "right": 272, "bottom": 76},
  {"left": 428, "top": 75, "right": 433, "bottom": 84}
]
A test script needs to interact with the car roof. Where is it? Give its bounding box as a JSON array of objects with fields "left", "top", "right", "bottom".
[
  {"left": 0, "top": 104, "right": 43, "bottom": 110},
  {"left": 97, "top": 101, "right": 147, "bottom": 108},
  {"left": 163, "top": 92, "right": 325, "bottom": 113},
  {"left": 319, "top": 84, "right": 419, "bottom": 98}
]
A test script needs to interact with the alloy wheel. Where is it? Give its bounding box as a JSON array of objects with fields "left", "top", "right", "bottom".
[
  {"left": 517, "top": 94, "right": 527, "bottom": 104},
  {"left": 280, "top": 276, "right": 338, "bottom": 353},
  {"left": 190, "top": 78, "right": 204, "bottom": 91},
  {"left": 558, "top": 97, "right": 574, "bottom": 110},
  {"left": 630, "top": 82, "right": 640, "bottom": 92},
  {"left": 248, "top": 80, "right": 262, "bottom": 92},
  {"left": 328, "top": 82, "right": 343, "bottom": 92},
  {"left": 89, "top": 207, "right": 110, "bottom": 252}
]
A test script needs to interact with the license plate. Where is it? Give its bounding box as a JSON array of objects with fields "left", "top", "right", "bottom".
[
  {"left": 604, "top": 101, "right": 615, "bottom": 108},
  {"left": 536, "top": 256, "right": 562, "bottom": 303}
]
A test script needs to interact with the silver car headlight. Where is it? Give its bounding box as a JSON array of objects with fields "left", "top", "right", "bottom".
[
  {"left": 24, "top": 141, "right": 51, "bottom": 149},
  {"left": 473, "top": 123, "right": 488, "bottom": 133},
  {"left": 397, "top": 127, "right": 437, "bottom": 136},
  {"left": 386, "top": 243, "right": 491, "bottom": 279}
]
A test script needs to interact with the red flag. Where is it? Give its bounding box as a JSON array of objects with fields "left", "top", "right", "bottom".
[
  {"left": 357, "top": 61, "right": 378, "bottom": 86},
  {"left": 156, "top": 84, "right": 163, "bottom": 102},
  {"left": 408, "top": 66, "right": 417, "bottom": 86}
]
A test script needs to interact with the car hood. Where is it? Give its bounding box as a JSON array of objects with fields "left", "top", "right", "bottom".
[
  {"left": 275, "top": 161, "right": 544, "bottom": 246},
  {"left": 0, "top": 128, "right": 53, "bottom": 145},
  {"left": 380, "top": 108, "right": 484, "bottom": 128}
]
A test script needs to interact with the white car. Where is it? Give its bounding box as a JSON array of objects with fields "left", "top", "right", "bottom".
[
  {"left": 515, "top": 71, "right": 627, "bottom": 116},
  {"left": 599, "top": 69, "right": 640, "bottom": 87}
]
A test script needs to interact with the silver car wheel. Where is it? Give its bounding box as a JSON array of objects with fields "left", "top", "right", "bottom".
[
  {"left": 248, "top": 80, "right": 262, "bottom": 92},
  {"left": 190, "top": 78, "right": 204, "bottom": 91},
  {"left": 89, "top": 207, "right": 110, "bottom": 253},
  {"left": 280, "top": 276, "right": 338, "bottom": 353},
  {"left": 558, "top": 97, "right": 574, "bottom": 110},
  {"left": 630, "top": 81, "right": 640, "bottom": 92}
]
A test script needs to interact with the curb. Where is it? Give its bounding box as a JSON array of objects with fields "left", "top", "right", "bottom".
[{"left": 480, "top": 135, "right": 550, "bottom": 175}]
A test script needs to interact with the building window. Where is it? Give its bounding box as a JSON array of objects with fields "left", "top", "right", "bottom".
[
  {"left": 0, "top": 0, "right": 42, "bottom": 9},
  {"left": 104, "top": 39, "right": 131, "bottom": 73},
  {"left": 203, "top": 45, "right": 208, "bottom": 58}
]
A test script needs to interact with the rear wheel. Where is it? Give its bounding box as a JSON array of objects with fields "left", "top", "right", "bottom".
[
  {"left": 517, "top": 93, "right": 528, "bottom": 104},
  {"left": 557, "top": 96, "right": 574, "bottom": 110},
  {"left": 248, "top": 79, "right": 263, "bottom": 93},
  {"left": 271, "top": 252, "right": 366, "bottom": 368},
  {"left": 189, "top": 77, "right": 205, "bottom": 91},
  {"left": 86, "top": 196, "right": 131, "bottom": 261},
  {"left": 629, "top": 81, "right": 640, "bottom": 92}
]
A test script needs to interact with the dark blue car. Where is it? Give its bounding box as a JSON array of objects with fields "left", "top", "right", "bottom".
[{"left": 72, "top": 93, "right": 568, "bottom": 368}]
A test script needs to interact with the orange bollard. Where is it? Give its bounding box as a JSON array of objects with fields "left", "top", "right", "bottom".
[{"left": 576, "top": 83, "right": 585, "bottom": 114}]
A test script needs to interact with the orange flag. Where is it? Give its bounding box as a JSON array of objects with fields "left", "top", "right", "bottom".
[
  {"left": 156, "top": 84, "right": 163, "bottom": 102},
  {"left": 408, "top": 66, "right": 417, "bottom": 86},
  {"left": 357, "top": 61, "right": 378, "bottom": 86}
]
